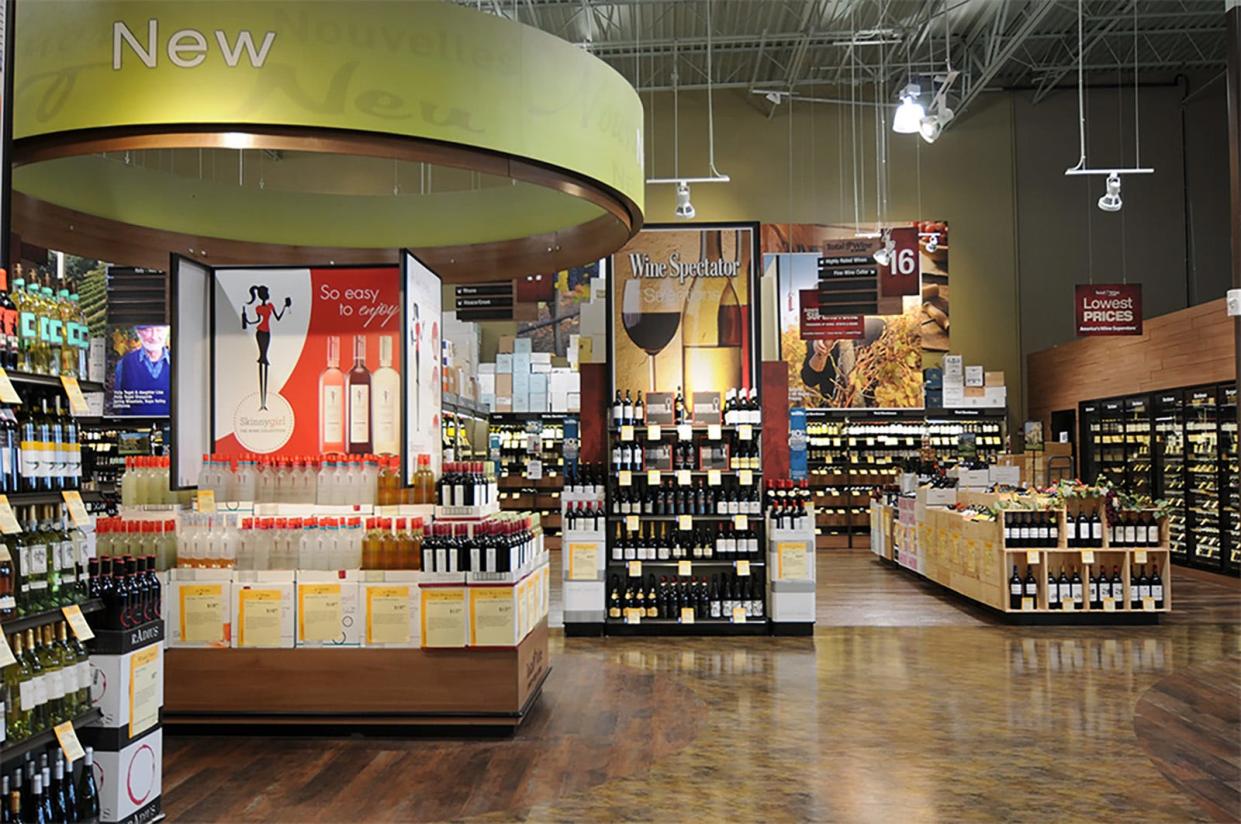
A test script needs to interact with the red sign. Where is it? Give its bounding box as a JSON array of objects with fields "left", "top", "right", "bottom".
[
  {"left": 1075, "top": 284, "right": 1143, "bottom": 336},
  {"left": 879, "top": 226, "right": 920, "bottom": 297},
  {"left": 799, "top": 290, "right": 864, "bottom": 340}
]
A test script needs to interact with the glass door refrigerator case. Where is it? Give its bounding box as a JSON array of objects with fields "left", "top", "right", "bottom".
[
  {"left": 1081, "top": 399, "right": 1127, "bottom": 486},
  {"left": 1221, "top": 386, "right": 1238, "bottom": 574},
  {"left": 1152, "top": 391, "right": 1187, "bottom": 562},
  {"left": 1185, "top": 386, "right": 1222, "bottom": 569},
  {"left": 1124, "top": 396, "right": 1154, "bottom": 496}
]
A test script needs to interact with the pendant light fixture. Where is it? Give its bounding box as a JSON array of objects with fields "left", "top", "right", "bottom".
[
  {"left": 1063, "top": 0, "right": 1152, "bottom": 209},
  {"left": 646, "top": 0, "right": 729, "bottom": 217},
  {"left": 891, "top": 84, "right": 924, "bottom": 133}
]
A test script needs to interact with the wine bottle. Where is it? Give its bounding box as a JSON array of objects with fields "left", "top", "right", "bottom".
[
  {"left": 346, "top": 335, "right": 372, "bottom": 454},
  {"left": 76, "top": 747, "right": 100, "bottom": 824},
  {"left": 1009, "top": 565, "right": 1022, "bottom": 609},
  {"left": 1151, "top": 565, "right": 1164, "bottom": 608}
]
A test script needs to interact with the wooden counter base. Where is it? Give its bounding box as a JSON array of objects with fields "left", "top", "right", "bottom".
[{"left": 164, "top": 620, "right": 549, "bottom": 729}]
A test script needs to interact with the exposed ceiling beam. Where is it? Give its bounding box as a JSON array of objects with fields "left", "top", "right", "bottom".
[
  {"left": 949, "top": 0, "right": 1061, "bottom": 122},
  {"left": 1031, "top": 0, "right": 1137, "bottom": 103}
]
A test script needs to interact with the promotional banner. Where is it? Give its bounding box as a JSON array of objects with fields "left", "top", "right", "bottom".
[
  {"left": 212, "top": 266, "right": 402, "bottom": 457},
  {"left": 610, "top": 225, "right": 756, "bottom": 401},
  {"left": 1075, "top": 284, "right": 1143, "bottom": 336},
  {"left": 402, "top": 252, "right": 442, "bottom": 482}
]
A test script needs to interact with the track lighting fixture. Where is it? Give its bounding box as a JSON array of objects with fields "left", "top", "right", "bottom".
[
  {"left": 919, "top": 106, "right": 953, "bottom": 143},
  {"left": 891, "top": 84, "right": 924, "bottom": 134},
  {"left": 872, "top": 231, "right": 895, "bottom": 266},
  {"left": 674, "top": 181, "right": 695, "bottom": 219},
  {"left": 1097, "top": 172, "right": 1122, "bottom": 212}
]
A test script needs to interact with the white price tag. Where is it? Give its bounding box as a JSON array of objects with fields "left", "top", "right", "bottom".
[
  {"left": 739, "top": 424, "right": 753, "bottom": 441},
  {"left": 707, "top": 470, "right": 722, "bottom": 486},
  {"left": 733, "top": 515, "right": 748, "bottom": 530},
  {"left": 677, "top": 424, "right": 692, "bottom": 441},
  {"left": 708, "top": 424, "right": 722, "bottom": 440},
  {"left": 648, "top": 424, "right": 661, "bottom": 441},
  {"left": 677, "top": 469, "right": 691, "bottom": 486}
]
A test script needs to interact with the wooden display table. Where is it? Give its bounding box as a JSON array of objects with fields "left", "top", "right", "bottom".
[{"left": 164, "top": 620, "right": 550, "bottom": 729}]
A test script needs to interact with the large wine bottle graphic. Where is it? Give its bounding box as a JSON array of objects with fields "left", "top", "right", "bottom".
[
  {"left": 371, "top": 335, "right": 400, "bottom": 455},
  {"left": 319, "top": 335, "right": 346, "bottom": 453},
  {"left": 680, "top": 230, "right": 743, "bottom": 402},
  {"left": 347, "top": 335, "right": 372, "bottom": 454}
]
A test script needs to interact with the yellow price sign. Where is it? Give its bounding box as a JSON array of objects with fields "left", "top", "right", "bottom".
[
  {"left": 1142, "top": 597, "right": 1156, "bottom": 612},
  {"left": 647, "top": 424, "right": 661, "bottom": 441},
  {"left": 708, "top": 424, "right": 722, "bottom": 440},
  {"left": 739, "top": 424, "right": 753, "bottom": 441},
  {"left": 620, "top": 425, "right": 634, "bottom": 442},
  {"left": 1134, "top": 550, "right": 1148, "bottom": 564},
  {"left": 54, "top": 721, "right": 85, "bottom": 763},
  {"left": 0, "top": 633, "right": 16, "bottom": 668},
  {"left": 733, "top": 514, "right": 748, "bottom": 530},
  {"left": 677, "top": 469, "right": 691, "bottom": 486},
  {"left": 196, "top": 489, "right": 217, "bottom": 513},
  {"left": 627, "top": 560, "right": 642, "bottom": 577},
  {"left": 618, "top": 470, "right": 632, "bottom": 487},
  {"left": 0, "top": 496, "right": 21, "bottom": 535},
  {"left": 1080, "top": 550, "right": 1095, "bottom": 565},
  {"left": 739, "top": 469, "right": 753, "bottom": 486},
  {"left": 1020, "top": 597, "right": 1034, "bottom": 611},
  {"left": 1025, "top": 550, "right": 1039, "bottom": 565},
  {"left": 736, "top": 560, "right": 751, "bottom": 576},
  {"left": 1102, "top": 597, "right": 1116, "bottom": 612},
  {"left": 677, "top": 514, "right": 692, "bottom": 531},
  {"left": 62, "top": 491, "right": 90, "bottom": 528},
  {"left": 647, "top": 469, "right": 661, "bottom": 485},
  {"left": 60, "top": 376, "right": 90, "bottom": 415},
  {"left": 624, "top": 607, "right": 642, "bottom": 625},
  {"left": 679, "top": 607, "right": 695, "bottom": 624},
  {"left": 0, "top": 369, "right": 21, "bottom": 404},
  {"left": 677, "top": 560, "right": 692, "bottom": 576},
  {"left": 625, "top": 514, "right": 639, "bottom": 532},
  {"left": 707, "top": 470, "right": 722, "bottom": 486},
  {"left": 62, "top": 605, "right": 95, "bottom": 641},
  {"left": 731, "top": 606, "right": 747, "bottom": 623}
]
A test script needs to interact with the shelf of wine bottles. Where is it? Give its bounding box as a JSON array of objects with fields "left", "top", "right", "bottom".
[
  {"left": 4, "top": 371, "right": 104, "bottom": 393},
  {"left": 1, "top": 728, "right": 103, "bottom": 824},
  {"left": 1080, "top": 382, "right": 1237, "bottom": 575},
  {"left": 1, "top": 600, "right": 102, "bottom": 637},
  {"left": 605, "top": 384, "right": 767, "bottom": 634},
  {"left": 1, "top": 708, "right": 101, "bottom": 766}
]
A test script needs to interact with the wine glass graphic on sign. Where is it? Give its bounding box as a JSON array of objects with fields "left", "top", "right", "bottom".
[{"left": 622, "top": 276, "right": 680, "bottom": 393}]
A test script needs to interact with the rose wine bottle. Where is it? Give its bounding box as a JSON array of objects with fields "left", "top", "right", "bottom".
[
  {"left": 371, "top": 335, "right": 400, "bottom": 456},
  {"left": 346, "top": 335, "right": 372, "bottom": 454},
  {"left": 318, "top": 336, "right": 346, "bottom": 454}
]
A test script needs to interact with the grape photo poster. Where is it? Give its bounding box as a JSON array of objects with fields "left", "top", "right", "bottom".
[
  {"left": 609, "top": 225, "right": 757, "bottom": 401},
  {"left": 211, "top": 266, "right": 403, "bottom": 459}
]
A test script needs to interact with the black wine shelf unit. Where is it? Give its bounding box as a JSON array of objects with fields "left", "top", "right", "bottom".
[
  {"left": 1, "top": 599, "right": 103, "bottom": 636},
  {"left": 0, "top": 707, "right": 102, "bottom": 767}
]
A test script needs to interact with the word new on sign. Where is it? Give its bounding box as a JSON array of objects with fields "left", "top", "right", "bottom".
[{"left": 1075, "top": 284, "right": 1142, "bottom": 337}]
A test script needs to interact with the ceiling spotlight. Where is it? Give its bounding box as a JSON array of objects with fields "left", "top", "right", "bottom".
[
  {"left": 1097, "top": 172, "right": 1122, "bottom": 212},
  {"left": 892, "top": 84, "right": 924, "bottom": 134},
  {"left": 674, "top": 181, "right": 695, "bottom": 219},
  {"left": 919, "top": 107, "right": 954, "bottom": 143},
  {"left": 872, "top": 232, "right": 895, "bottom": 266}
]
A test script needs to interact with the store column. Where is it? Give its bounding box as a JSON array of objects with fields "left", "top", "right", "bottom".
[{"left": 1228, "top": 0, "right": 1240, "bottom": 426}]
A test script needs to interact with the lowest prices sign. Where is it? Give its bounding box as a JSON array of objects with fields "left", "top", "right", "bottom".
[{"left": 1075, "top": 284, "right": 1142, "bottom": 336}]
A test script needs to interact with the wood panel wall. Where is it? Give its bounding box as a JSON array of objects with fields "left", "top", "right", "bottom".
[{"left": 1026, "top": 298, "right": 1236, "bottom": 428}]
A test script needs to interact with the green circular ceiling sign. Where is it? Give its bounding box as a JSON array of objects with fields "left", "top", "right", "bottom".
[{"left": 13, "top": 0, "right": 644, "bottom": 254}]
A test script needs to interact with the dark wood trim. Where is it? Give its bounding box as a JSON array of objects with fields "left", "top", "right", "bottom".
[{"left": 1227, "top": 4, "right": 1240, "bottom": 432}]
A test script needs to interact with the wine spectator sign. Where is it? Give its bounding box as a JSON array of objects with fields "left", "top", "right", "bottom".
[{"left": 1075, "top": 284, "right": 1143, "bottom": 336}]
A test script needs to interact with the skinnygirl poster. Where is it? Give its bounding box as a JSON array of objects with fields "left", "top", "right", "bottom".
[{"left": 211, "top": 266, "right": 402, "bottom": 457}]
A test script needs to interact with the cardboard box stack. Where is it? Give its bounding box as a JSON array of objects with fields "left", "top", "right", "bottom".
[
  {"left": 84, "top": 610, "right": 166, "bottom": 823},
  {"left": 487, "top": 335, "right": 580, "bottom": 413},
  {"left": 941, "top": 355, "right": 1006, "bottom": 409}
]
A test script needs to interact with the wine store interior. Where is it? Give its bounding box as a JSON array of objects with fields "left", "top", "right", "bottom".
[{"left": 0, "top": 0, "right": 1237, "bottom": 822}]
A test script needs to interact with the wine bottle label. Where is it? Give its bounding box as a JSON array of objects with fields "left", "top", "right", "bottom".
[
  {"left": 1024, "top": 583, "right": 1037, "bottom": 596},
  {"left": 322, "top": 387, "right": 344, "bottom": 443},
  {"left": 349, "top": 385, "right": 370, "bottom": 442},
  {"left": 1124, "top": 526, "right": 1136, "bottom": 544},
  {"left": 1010, "top": 583, "right": 1022, "bottom": 595},
  {"left": 1067, "top": 523, "right": 1077, "bottom": 540},
  {"left": 32, "top": 673, "right": 47, "bottom": 706},
  {"left": 19, "top": 680, "right": 34, "bottom": 708},
  {"left": 1151, "top": 584, "right": 1162, "bottom": 600},
  {"left": 1092, "top": 523, "right": 1102, "bottom": 539},
  {"left": 29, "top": 544, "right": 47, "bottom": 574},
  {"left": 48, "top": 670, "right": 63, "bottom": 701},
  {"left": 1148, "top": 526, "right": 1160, "bottom": 544},
  {"left": 19, "top": 441, "right": 35, "bottom": 478},
  {"left": 1071, "top": 583, "right": 1082, "bottom": 601},
  {"left": 19, "top": 311, "right": 35, "bottom": 339}
]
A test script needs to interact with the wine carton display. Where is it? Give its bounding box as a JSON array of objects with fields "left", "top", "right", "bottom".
[
  {"left": 90, "top": 641, "right": 164, "bottom": 742},
  {"left": 91, "top": 725, "right": 163, "bottom": 824},
  {"left": 360, "top": 572, "right": 421, "bottom": 648},
  {"left": 167, "top": 569, "right": 232, "bottom": 648},
  {"left": 294, "top": 571, "right": 361, "bottom": 648},
  {"left": 231, "top": 572, "right": 295, "bottom": 649}
]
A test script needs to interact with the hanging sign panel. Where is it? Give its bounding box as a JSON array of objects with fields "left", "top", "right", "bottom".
[
  {"left": 455, "top": 282, "right": 514, "bottom": 321},
  {"left": 1075, "top": 284, "right": 1142, "bottom": 336},
  {"left": 798, "top": 290, "right": 864, "bottom": 341}
]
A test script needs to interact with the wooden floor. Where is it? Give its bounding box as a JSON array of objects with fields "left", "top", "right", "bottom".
[{"left": 163, "top": 550, "right": 1241, "bottom": 823}]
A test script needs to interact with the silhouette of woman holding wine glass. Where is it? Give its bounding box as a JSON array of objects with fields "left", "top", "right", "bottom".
[{"left": 240, "top": 285, "right": 292, "bottom": 411}]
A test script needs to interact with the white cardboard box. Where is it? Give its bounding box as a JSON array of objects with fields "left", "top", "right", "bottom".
[
  {"left": 231, "top": 571, "right": 295, "bottom": 649},
  {"left": 93, "top": 726, "right": 162, "bottom": 824},
  {"left": 167, "top": 570, "right": 232, "bottom": 648},
  {"left": 360, "top": 571, "right": 421, "bottom": 648},
  {"left": 294, "top": 571, "right": 361, "bottom": 647},
  {"left": 91, "top": 642, "right": 164, "bottom": 737}
]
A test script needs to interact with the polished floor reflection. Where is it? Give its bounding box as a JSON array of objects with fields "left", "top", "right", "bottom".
[{"left": 164, "top": 552, "right": 1240, "bottom": 823}]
